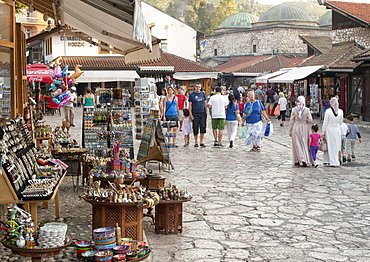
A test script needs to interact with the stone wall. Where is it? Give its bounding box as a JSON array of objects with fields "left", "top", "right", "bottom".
[
  {"left": 201, "top": 27, "right": 331, "bottom": 59},
  {"left": 332, "top": 28, "right": 370, "bottom": 49}
]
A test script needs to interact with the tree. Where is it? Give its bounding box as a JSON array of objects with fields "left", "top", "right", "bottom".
[
  {"left": 211, "top": 0, "right": 239, "bottom": 30},
  {"left": 185, "top": 0, "right": 214, "bottom": 34}
]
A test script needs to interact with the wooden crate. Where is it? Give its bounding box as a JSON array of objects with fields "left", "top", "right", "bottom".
[{"left": 90, "top": 202, "right": 143, "bottom": 241}]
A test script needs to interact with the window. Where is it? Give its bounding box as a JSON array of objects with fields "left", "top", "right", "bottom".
[
  {"left": 214, "top": 49, "right": 217, "bottom": 56},
  {"left": 253, "top": 44, "right": 257, "bottom": 53},
  {"left": 45, "top": 37, "right": 52, "bottom": 56}
]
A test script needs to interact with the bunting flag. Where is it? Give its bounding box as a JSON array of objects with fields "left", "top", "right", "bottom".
[{"left": 200, "top": 40, "right": 206, "bottom": 53}]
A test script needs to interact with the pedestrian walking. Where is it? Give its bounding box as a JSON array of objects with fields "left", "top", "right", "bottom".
[
  {"left": 345, "top": 115, "right": 362, "bottom": 162},
  {"left": 176, "top": 86, "right": 187, "bottom": 131},
  {"left": 277, "top": 92, "right": 287, "bottom": 126},
  {"left": 322, "top": 97, "right": 343, "bottom": 167},
  {"left": 238, "top": 97, "right": 245, "bottom": 119},
  {"left": 289, "top": 96, "right": 312, "bottom": 166},
  {"left": 208, "top": 87, "right": 228, "bottom": 147},
  {"left": 62, "top": 86, "right": 77, "bottom": 127},
  {"left": 225, "top": 94, "right": 239, "bottom": 148},
  {"left": 82, "top": 87, "right": 95, "bottom": 108},
  {"left": 340, "top": 121, "right": 349, "bottom": 163},
  {"left": 161, "top": 86, "right": 179, "bottom": 147},
  {"left": 264, "top": 85, "right": 275, "bottom": 115},
  {"left": 181, "top": 108, "right": 192, "bottom": 147},
  {"left": 242, "top": 90, "right": 270, "bottom": 152},
  {"left": 309, "top": 124, "right": 321, "bottom": 168},
  {"left": 188, "top": 82, "right": 207, "bottom": 147}
]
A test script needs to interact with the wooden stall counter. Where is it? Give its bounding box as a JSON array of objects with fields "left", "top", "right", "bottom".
[{"left": 155, "top": 198, "right": 191, "bottom": 235}]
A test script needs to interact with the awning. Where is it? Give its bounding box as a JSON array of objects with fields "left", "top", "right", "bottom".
[
  {"left": 232, "top": 72, "right": 260, "bottom": 77},
  {"left": 139, "top": 66, "right": 175, "bottom": 72},
  {"left": 269, "top": 65, "right": 325, "bottom": 83},
  {"left": 18, "top": 0, "right": 160, "bottom": 63},
  {"left": 26, "top": 64, "right": 53, "bottom": 83},
  {"left": 72, "top": 71, "right": 140, "bottom": 83},
  {"left": 254, "top": 69, "right": 292, "bottom": 83},
  {"left": 173, "top": 72, "right": 219, "bottom": 80}
]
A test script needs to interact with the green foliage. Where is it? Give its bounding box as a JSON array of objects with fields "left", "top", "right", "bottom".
[
  {"left": 211, "top": 0, "right": 239, "bottom": 30},
  {"left": 185, "top": 0, "right": 214, "bottom": 34}
]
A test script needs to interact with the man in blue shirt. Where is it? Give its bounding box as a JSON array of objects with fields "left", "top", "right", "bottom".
[{"left": 188, "top": 82, "right": 207, "bottom": 147}]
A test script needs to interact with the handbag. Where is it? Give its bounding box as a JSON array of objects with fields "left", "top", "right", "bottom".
[
  {"left": 62, "top": 118, "right": 70, "bottom": 128},
  {"left": 234, "top": 103, "right": 242, "bottom": 122},
  {"left": 319, "top": 137, "right": 328, "bottom": 151},
  {"left": 274, "top": 104, "right": 281, "bottom": 116}
]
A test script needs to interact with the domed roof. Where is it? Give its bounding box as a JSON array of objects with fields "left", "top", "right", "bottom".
[
  {"left": 219, "top": 12, "right": 259, "bottom": 29},
  {"left": 318, "top": 11, "right": 332, "bottom": 26},
  {"left": 258, "top": 5, "right": 313, "bottom": 23}
]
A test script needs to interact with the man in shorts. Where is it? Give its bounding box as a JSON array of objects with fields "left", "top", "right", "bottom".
[
  {"left": 208, "top": 87, "right": 228, "bottom": 147},
  {"left": 189, "top": 82, "right": 207, "bottom": 147}
]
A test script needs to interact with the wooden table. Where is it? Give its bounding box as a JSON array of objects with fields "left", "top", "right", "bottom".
[
  {"left": 85, "top": 200, "right": 144, "bottom": 241},
  {"left": 155, "top": 199, "right": 191, "bottom": 235},
  {"left": 3, "top": 235, "right": 72, "bottom": 262}
]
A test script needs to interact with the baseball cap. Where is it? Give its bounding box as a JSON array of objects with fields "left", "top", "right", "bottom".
[{"left": 71, "top": 86, "right": 76, "bottom": 91}]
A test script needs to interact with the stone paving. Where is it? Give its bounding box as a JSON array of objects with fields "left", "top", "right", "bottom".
[{"left": 1, "top": 107, "right": 370, "bottom": 261}]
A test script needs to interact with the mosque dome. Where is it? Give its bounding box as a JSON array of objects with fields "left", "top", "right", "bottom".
[
  {"left": 318, "top": 11, "right": 332, "bottom": 27},
  {"left": 218, "top": 12, "right": 259, "bottom": 29},
  {"left": 258, "top": 5, "right": 314, "bottom": 23}
]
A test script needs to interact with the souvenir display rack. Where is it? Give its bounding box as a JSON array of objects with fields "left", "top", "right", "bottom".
[
  {"left": 82, "top": 107, "right": 134, "bottom": 159},
  {"left": 0, "top": 117, "right": 66, "bottom": 203},
  {"left": 0, "top": 83, "right": 11, "bottom": 118}
]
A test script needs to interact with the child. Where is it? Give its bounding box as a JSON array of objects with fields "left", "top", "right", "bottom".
[
  {"left": 238, "top": 97, "right": 245, "bottom": 119},
  {"left": 346, "top": 115, "right": 362, "bottom": 162},
  {"left": 182, "top": 109, "right": 192, "bottom": 147},
  {"left": 340, "top": 121, "right": 349, "bottom": 163},
  {"left": 309, "top": 124, "right": 321, "bottom": 168}
]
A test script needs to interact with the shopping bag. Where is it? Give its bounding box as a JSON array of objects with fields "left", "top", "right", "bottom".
[
  {"left": 62, "top": 119, "right": 70, "bottom": 128},
  {"left": 264, "top": 122, "right": 272, "bottom": 136},
  {"left": 274, "top": 105, "right": 281, "bottom": 116},
  {"left": 319, "top": 137, "right": 328, "bottom": 151},
  {"left": 238, "top": 125, "right": 246, "bottom": 139}
]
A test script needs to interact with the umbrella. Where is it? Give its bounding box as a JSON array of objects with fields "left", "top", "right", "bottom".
[{"left": 26, "top": 63, "right": 53, "bottom": 83}]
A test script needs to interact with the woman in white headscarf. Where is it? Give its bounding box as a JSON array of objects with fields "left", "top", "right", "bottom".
[
  {"left": 289, "top": 96, "right": 313, "bottom": 166},
  {"left": 322, "top": 97, "right": 343, "bottom": 166}
]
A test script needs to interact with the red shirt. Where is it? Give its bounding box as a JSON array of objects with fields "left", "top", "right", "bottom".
[
  {"left": 238, "top": 102, "right": 245, "bottom": 112},
  {"left": 176, "top": 94, "right": 187, "bottom": 110}
]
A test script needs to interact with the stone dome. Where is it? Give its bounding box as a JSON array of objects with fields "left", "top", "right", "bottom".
[
  {"left": 258, "top": 5, "right": 314, "bottom": 23},
  {"left": 218, "top": 12, "right": 259, "bottom": 29},
  {"left": 318, "top": 11, "right": 332, "bottom": 26}
]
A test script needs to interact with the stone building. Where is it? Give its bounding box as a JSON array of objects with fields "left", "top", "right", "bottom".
[{"left": 200, "top": 5, "right": 331, "bottom": 66}]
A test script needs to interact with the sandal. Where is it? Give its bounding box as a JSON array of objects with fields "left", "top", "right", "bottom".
[
  {"left": 255, "top": 146, "right": 261, "bottom": 152},
  {"left": 250, "top": 147, "right": 257, "bottom": 152},
  {"left": 194, "top": 144, "right": 199, "bottom": 147},
  {"left": 200, "top": 143, "right": 206, "bottom": 147}
]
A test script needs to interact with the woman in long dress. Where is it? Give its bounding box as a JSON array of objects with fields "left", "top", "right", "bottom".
[
  {"left": 289, "top": 96, "right": 313, "bottom": 166},
  {"left": 322, "top": 97, "right": 343, "bottom": 166}
]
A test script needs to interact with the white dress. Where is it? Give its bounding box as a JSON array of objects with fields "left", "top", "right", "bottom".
[{"left": 322, "top": 108, "right": 343, "bottom": 166}]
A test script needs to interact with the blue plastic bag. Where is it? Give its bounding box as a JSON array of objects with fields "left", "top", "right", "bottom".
[{"left": 264, "top": 122, "right": 272, "bottom": 136}]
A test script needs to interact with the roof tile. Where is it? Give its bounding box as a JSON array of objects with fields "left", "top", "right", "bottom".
[
  {"left": 299, "top": 34, "right": 332, "bottom": 54},
  {"left": 326, "top": 1, "right": 370, "bottom": 24}
]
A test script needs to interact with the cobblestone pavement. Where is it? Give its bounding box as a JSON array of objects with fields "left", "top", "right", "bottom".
[{"left": 1, "top": 107, "right": 370, "bottom": 262}]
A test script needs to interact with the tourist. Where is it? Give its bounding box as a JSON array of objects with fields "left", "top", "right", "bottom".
[
  {"left": 188, "top": 82, "right": 207, "bottom": 147},
  {"left": 264, "top": 85, "right": 275, "bottom": 115},
  {"left": 208, "top": 87, "right": 228, "bottom": 147},
  {"left": 241, "top": 90, "right": 270, "bottom": 152},
  {"left": 82, "top": 87, "right": 95, "bottom": 108},
  {"left": 322, "top": 97, "right": 343, "bottom": 166},
  {"left": 161, "top": 86, "right": 179, "bottom": 147},
  {"left": 309, "top": 124, "right": 321, "bottom": 168},
  {"left": 289, "top": 96, "right": 313, "bottom": 166},
  {"left": 225, "top": 94, "right": 239, "bottom": 148},
  {"left": 255, "top": 85, "right": 264, "bottom": 105},
  {"left": 176, "top": 86, "right": 187, "bottom": 131},
  {"left": 277, "top": 92, "right": 287, "bottom": 126},
  {"left": 345, "top": 115, "right": 362, "bottom": 162},
  {"left": 182, "top": 108, "right": 192, "bottom": 147}
]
